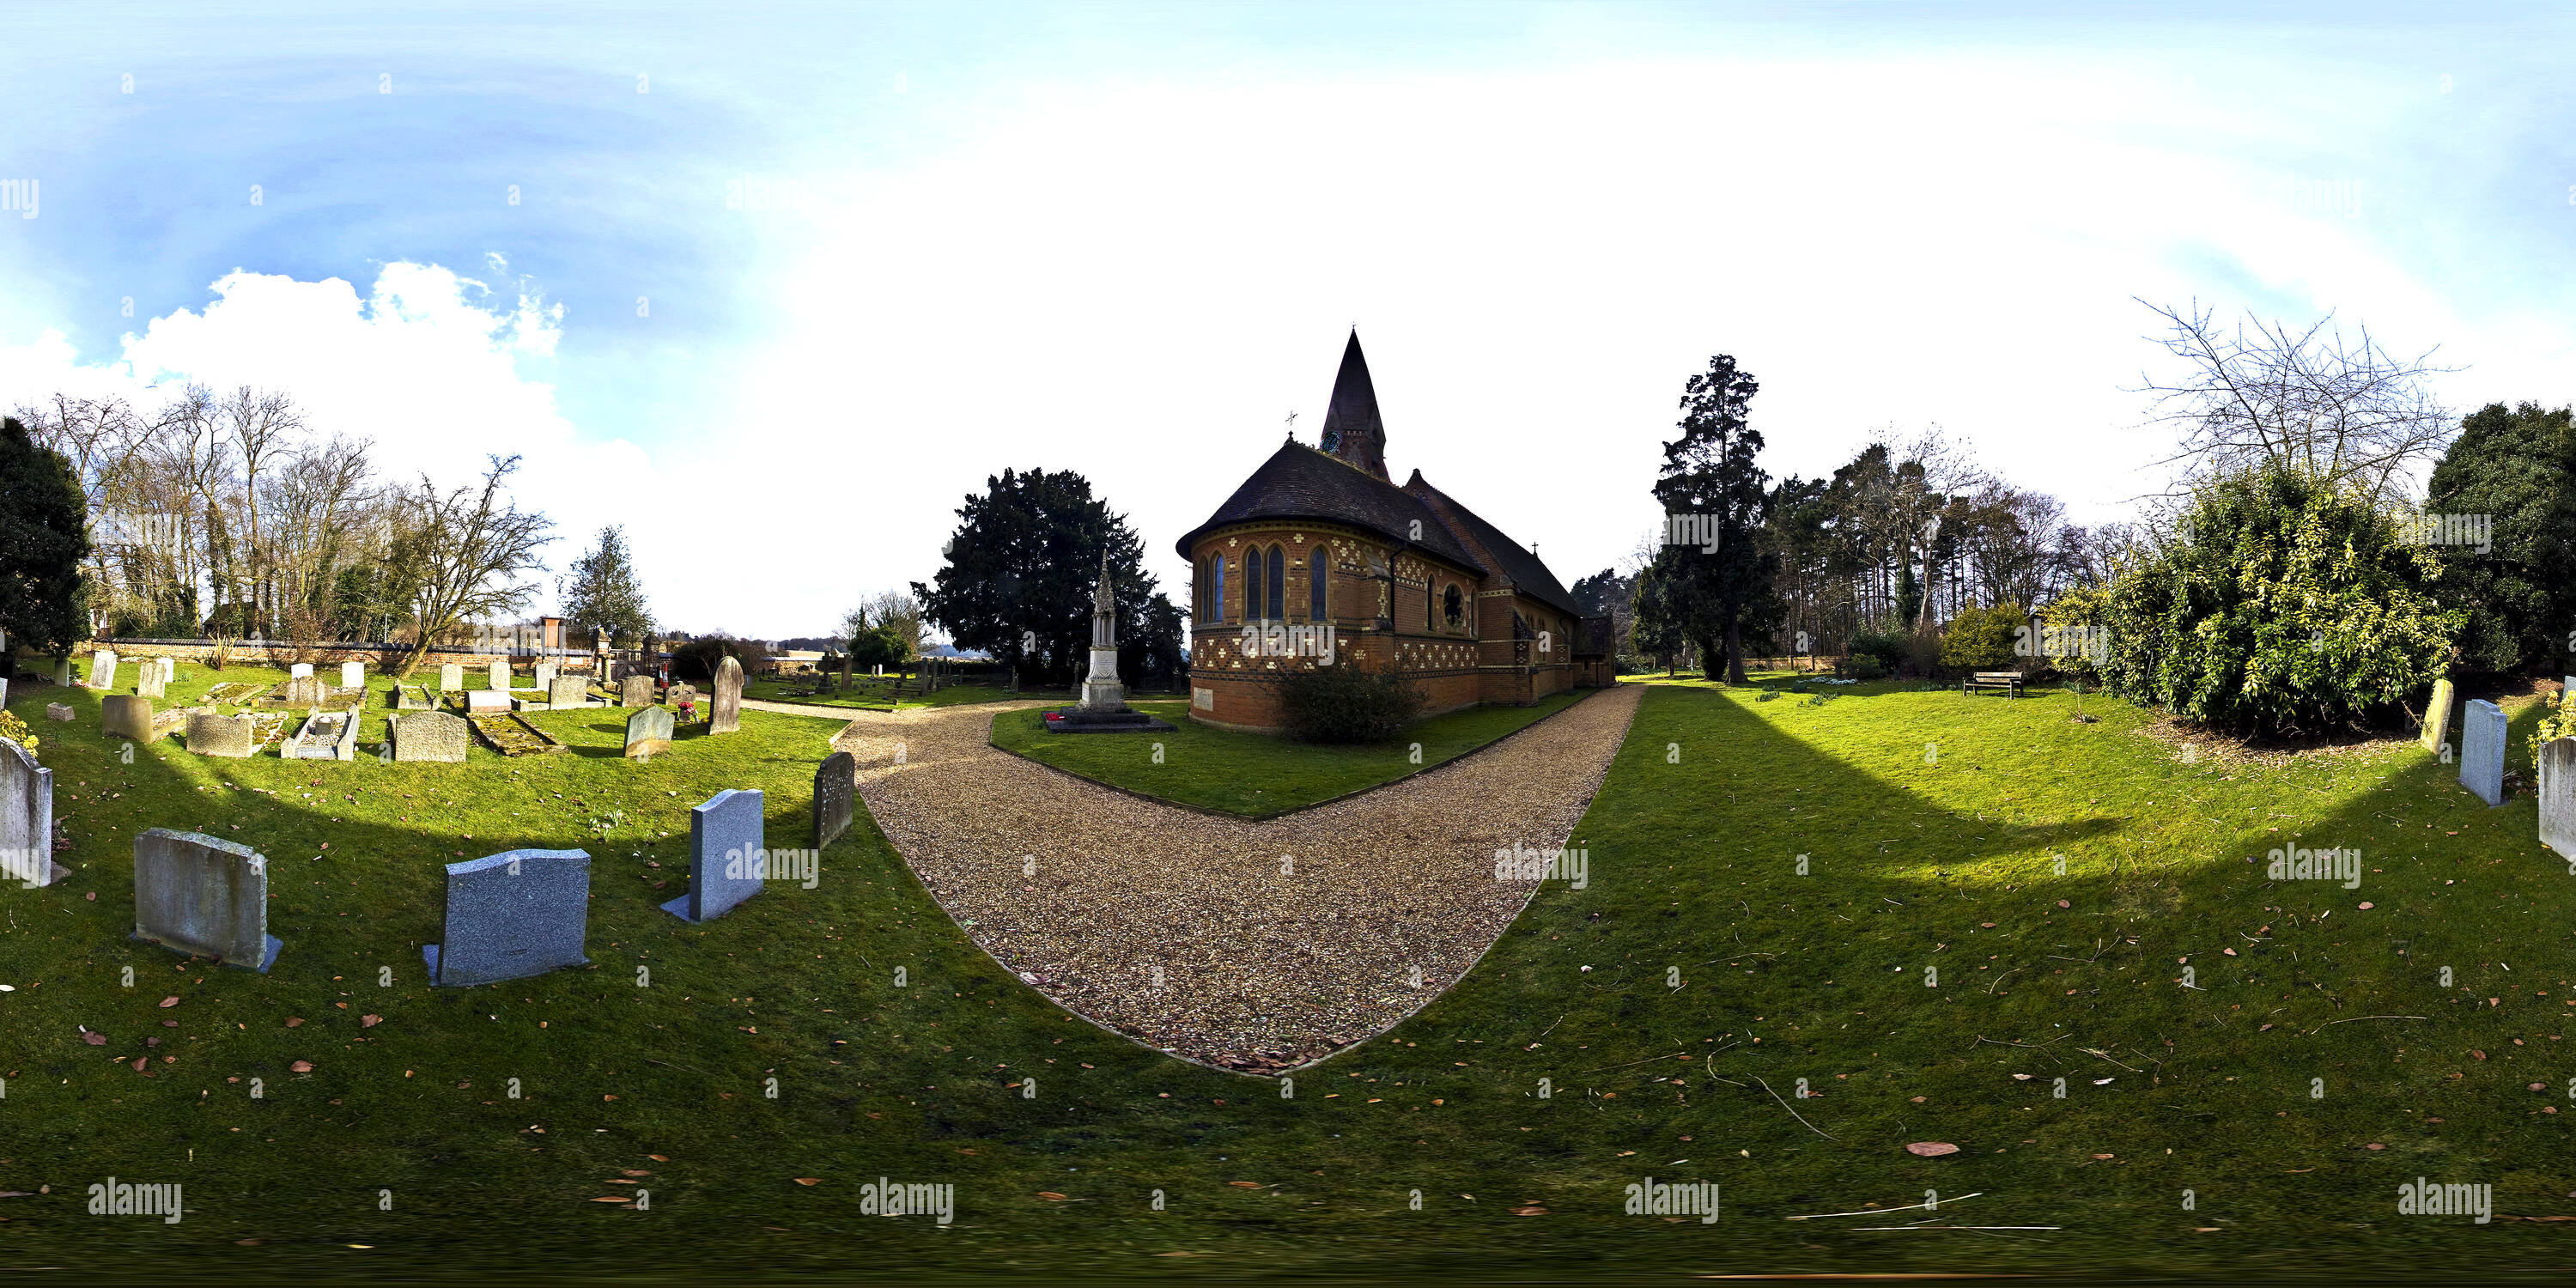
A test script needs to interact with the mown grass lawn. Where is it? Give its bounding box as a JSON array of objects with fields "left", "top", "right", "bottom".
[
  {"left": 741, "top": 676, "right": 1021, "bottom": 713},
  {"left": 0, "top": 665, "right": 2567, "bottom": 1279},
  {"left": 988, "top": 690, "right": 1590, "bottom": 817}
]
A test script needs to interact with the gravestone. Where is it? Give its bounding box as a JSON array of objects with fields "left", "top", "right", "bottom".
[
  {"left": 670, "top": 683, "right": 698, "bottom": 710},
  {"left": 90, "top": 649, "right": 118, "bottom": 691},
  {"left": 464, "top": 689, "right": 511, "bottom": 714},
  {"left": 423, "top": 848, "right": 592, "bottom": 987},
  {"left": 2542, "top": 736, "right": 2576, "bottom": 863},
  {"left": 185, "top": 712, "right": 254, "bottom": 758},
  {"left": 102, "top": 695, "right": 159, "bottom": 744},
  {"left": 2421, "top": 677, "right": 2456, "bottom": 753},
  {"left": 549, "top": 675, "right": 590, "bottom": 709},
  {"left": 663, "top": 787, "right": 763, "bottom": 922},
  {"left": 622, "top": 674, "right": 654, "bottom": 708},
  {"left": 2460, "top": 698, "right": 2507, "bottom": 807},
  {"left": 624, "top": 706, "right": 673, "bottom": 758},
  {"left": 279, "top": 674, "right": 325, "bottom": 706},
  {"left": 813, "top": 750, "right": 854, "bottom": 848},
  {"left": 131, "top": 829, "right": 282, "bottom": 971},
  {"left": 285, "top": 708, "right": 358, "bottom": 760},
  {"left": 533, "top": 662, "right": 556, "bottom": 693},
  {"left": 289, "top": 663, "right": 313, "bottom": 680},
  {"left": 136, "top": 661, "right": 166, "bottom": 700},
  {"left": 438, "top": 663, "right": 464, "bottom": 693},
  {"left": 45, "top": 703, "right": 72, "bottom": 721},
  {"left": 0, "top": 677, "right": 8, "bottom": 708},
  {"left": 489, "top": 659, "right": 509, "bottom": 691},
  {"left": 159, "top": 657, "right": 175, "bottom": 686},
  {"left": 0, "top": 735, "right": 64, "bottom": 888},
  {"left": 709, "top": 656, "right": 743, "bottom": 734},
  {"left": 392, "top": 710, "right": 470, "bottom": 762},
  {"left": 54, "top": 658, "right": 72, "bottom": 687},
  {"left": 341, "top": 660, "right": 365, "bottom": 690}
]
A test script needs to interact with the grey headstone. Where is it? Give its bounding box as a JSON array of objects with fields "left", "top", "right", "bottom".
[
  {"left": 2460, "top": 698, "right": 2506, "bottom": 807},
  {"left": 185, "top": 712, "right": 254, "bottom": 757},
  {"left": 159, "top": 657, "right": 175, "bottom": 685},
  {"left": 2421, "top": 677, "right": 2456, "bottom": 752},
  {"left": 289, "top": 663, "right": 313, "bottom": 680},
  {"left": 2541, "top": 735, "right": 2576, "bottom": 863},
  {"left": 0, "top": 735, "right": 62, "bottom": 888},
  {"left": 341, "top": 660, "right": 365, "bottom": 690},
  {"left": 131, "top": 829, "right": 281, "bottom": 971},
  {"left": 710, "top": 656, "right": 743, "bottom": 734},
  {"left": 549, "top": 675, "right": 590, "bottom": 709},
  {"left": 624, "top": 706, "right": 674, "bottom": 758},
  {"left": 90, "top": 649, "right": 118, "bottom": 690},
  {"left": 670, "top": 683, "right": 698, "bottom": 710},
  {"left": 814, "top": 750, "right": 854, "bottom": 849},
  {"left": 464, "top": 689, "right": 511, "bottom": 714},
  {"left": 622, "top": 674, "right": 654, "bottom": 708},
  {"left": 663, "top": 787, "right": 763, "bottom": 922},
  {"left": 54, "top": 659, "right": 72, "bottom": 687},
  {"left": 423, "top": 848, "right": 591, "bottom": 987},
  {"left": 489, "top": 659, "right": 510, "bottom": 691},
  {"left": 392, "top": 710, "right": 470, "bottom": 762},
  {"left": 0, "top": 677, "right": 8, "bottom": 708},
  {"left": 45, "top": 703, "right": 72, "bottom": 721},
  {"left": 136, "top": 661, "right": 166, "bottom": 699},
  {"left": 102, "top": 695, "right": 158, "bottom": 743},
  {"left": 438, "top": 663, "right": 463, "bottom": 693},
  {"left": 280, "top": 674, "right": 325, "bottom": 706},
  {"left": 533, "top": 662, "right": 556, "bottom": 693}
]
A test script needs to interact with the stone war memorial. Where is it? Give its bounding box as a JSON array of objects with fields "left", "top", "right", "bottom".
[
  {"left": 424, "top": 849, "right": 592, "bottom": 987},
  {"left": 813, "top": 750, "right": 855, "bottom": 848},
  {"left": 709, "top": 656, "right": 744, "bottom": 734},
  {"left": 1044, "top": 552, "right": 1174, "bottom": 734},
  {"left": 1, "top": 733, "right": 64, "bottom": 888},
  {"left": 664, "top": 787, "right": 764, "bottom": 922},
  {"left": 132, "top": 828, "right": 283, "bottom": 971}
]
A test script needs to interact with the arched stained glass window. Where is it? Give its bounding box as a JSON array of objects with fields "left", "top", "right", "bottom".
[
  {"left": 1309, "top": 556, "right": 1327, "bottom": 622},
  {"left": 1267, "top": 545, "right": 1285, "bottom": 623},
  {"left": 1213, "top": 556, "right": 1227, "bottom": 623},
  {"left": 1245, "top": 547, "right": 1265, "bottom": 621}
]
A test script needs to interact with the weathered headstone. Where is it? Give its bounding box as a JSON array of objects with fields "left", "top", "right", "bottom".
[
  {"left": 279, "top": 674, "right": 325, "bottom": 706},
  {"left": 102, "top": 695, "right": 159, "bottom": 744},
  {"left": 548, "top": 675, "right": 590, "bottom": 709},
  {"left": 2421, "top": 677, "right": 2456, "bottom": 753},
  {"left": 2460, "top": 698, "right": 2507, "bottom": 807},
  {"left": 54, "top": 658, "right": 72, "bottom": 687},
  {"left": 438, "top": 663, "right": 464, "bottom": 693},
  {"left": 0, "top": 677, "right": 9, "bottom": 708},
  {"left": 392, "top": 710, "right": 470, "bottom": 762},
  {"left": 663, "top": 787, "right": 763, "bottom": 922},
  {"left": 423, "top": 849, "right": 592, "bottom": 987},
  {"left": 186, "top": 713, "right": 255, "bottom": 758},
  {"left": 464, "top": 689, "right": 511, "bottom": 714},
  {"left": 489, "top": 659, "right": 510, "bottom": 691},
  {"left": 813, "top": 750, "right": 854, "bottom": 849},
  {"left": 136, "top": 661, "right": 166, "bottom": 699},
  {"left": 341, "top": 660, "right": 365, "bottom": 690},
  {"left": 533, "top": 662, "right": 556, "bottom": 693},
  {"left": 670, "top": 683, "right": 698, "bottom": 709},
  {"left": 45, "top": 703, "right": 72, "bottom": 722},
  {"left": 621, "top": 674, "right": 653, "bottom": 708},
  {"left": 289, "top": 663, "right": 313, "bottom": 680},
  {"left": 131, "top": 829, "right": 282, "bottom": 971},
  {"left": 710, "top": 656, "right": 743, "bottom": 734},
  {"left": 0, "top": 735, "right": 64, "bottom": 888},
  {"left": 624, "top": 706, "right": 673, "bottom": 758},
  {"left": 90, "top": 649, "right": 118, "bottom": 691},
  {"left": 2541, "top": 735, "right": 2576, "bottom": 863},
  {"left": 159, "top": 657, "right": 175, "bottom": 686}
]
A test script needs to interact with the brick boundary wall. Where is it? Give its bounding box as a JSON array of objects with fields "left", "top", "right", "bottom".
[{"left": 71, "top": 639, "right": 603, "bottom": 675}]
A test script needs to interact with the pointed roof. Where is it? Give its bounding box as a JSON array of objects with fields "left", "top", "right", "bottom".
[
  {"left": 1174, "top": 440, "right": 1483, "bottom": 573},
  {"left": 1317, "top": 329, "right": 1388, "bottom": 480},
  {"left": 1404, "top": 473, "right": 1582, "bottom": 617}
]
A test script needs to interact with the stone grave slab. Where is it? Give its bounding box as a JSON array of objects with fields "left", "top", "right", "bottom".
[
  {"left": 102, "top": 695, "right": 160, "bottom": 743},
  {"left": 621, "top": 674, "right": 654, "bottom": 708},
  {"left": 424, "top": 848, "right": 592, "bottom": 987},
  {"left": 1, "top": 734, "right": 65, "bottom": 887},
  {"left": 132, "top": 828, "right": 281, "bottom": 971},
  {"left": 464, "top": 689, "right": 512, "bottom": 714},
  {"left": 814, "top": 750, "right": 854, "bottom": 848},
  {"left": 285, "top": 708, "right": 358, "bottom": 760},
  {"left": 2461, "top": 698, "right": 2507, "bottom": 807},
  {"left": 624, "top": 706, "right": 673, "bottom": 758},
  {"left": 159, "top": 657, "right": 176, "bottom": 685},
  {"left": 2421, "top": 677, "right": 2456, "bottom": 753},
  {"left": 710, "top": 657, "right": 743, "bottom": 734},
  {"left": 392, "top": 710, "right": 470, "bottom": 762},
  {"left": 185, "top": 713, "right": 255, "bottom": 757},
  {"left": 468, "top": 713, "right": 567, "bottom": 756},
  {"left": 53, "top": 659, "right": 71, "bottom": 687},
  {"left": 664, "top": 787, "right": 763, "bottom": 922}
]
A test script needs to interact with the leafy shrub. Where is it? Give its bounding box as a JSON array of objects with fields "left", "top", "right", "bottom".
[
  {"left": 2533, "top": 689, "right": 2576, "bottom": 762},
  {"left": 0, "top": 708, "right": 35, "bottom": 757},
  {"left": 1848, "top": 629, "right": 1908, "bottom": 673},
  {"left": 1277, "top": 665, "right": 1425, "bottom": 744},
  {"left": 2099, "top": 466, "right": 2461, "bottom": 738},
  {"left": 1901, "top": 629, "right": 1944, "bottom": 678},
  {"left": 1940, "top": 603, "right": 2025, "bottom": 672},
  {"left": 1838, "top": 655, "right": 1887, "bottom": 680}
]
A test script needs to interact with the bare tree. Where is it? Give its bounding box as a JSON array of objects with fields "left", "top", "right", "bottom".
[
  {"left": 384, "top": 455, "right": 555, "bottom": 680},
  {"left": 2135, "top": 299, "right": 2456, "bottom": 501},
  {"left": 863, "top": 589, "right": 925, "bottom": 660}
]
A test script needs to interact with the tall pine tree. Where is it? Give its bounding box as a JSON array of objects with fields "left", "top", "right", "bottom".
[
  {"left": 1651, "top": 355, "right": 1780, "bottom": 684},
  {"left": 562, "top": 526, "right": 655, "bottom": 650}
]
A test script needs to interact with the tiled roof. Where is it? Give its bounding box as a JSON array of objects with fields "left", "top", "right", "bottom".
[{"left": 1174, "top": 440, "right": 1485, "bottom": 574}]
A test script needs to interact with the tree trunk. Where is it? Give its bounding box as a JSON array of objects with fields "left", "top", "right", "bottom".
[{"left": 1724, "top": 615, "right": 1748, "bottom": 685}]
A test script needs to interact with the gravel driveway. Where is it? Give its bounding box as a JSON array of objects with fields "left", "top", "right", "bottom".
[{"left": 760, "top": 684, "right": 1641, "bottom": 1073}]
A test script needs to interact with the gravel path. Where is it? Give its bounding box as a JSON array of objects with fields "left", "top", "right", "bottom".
[{"left": 790, "top": 685, "right": 1642, "bottom": 1073}]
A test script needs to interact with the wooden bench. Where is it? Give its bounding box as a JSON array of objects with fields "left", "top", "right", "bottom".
[{"left": 1963, "top": 671, "right": 2023, "bottom": 699}]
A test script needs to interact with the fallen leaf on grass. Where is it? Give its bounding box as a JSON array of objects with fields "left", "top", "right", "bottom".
[
  {"left": 1037, "top": 1191, "right": 1068, "bottom": 1200},
  {"left": 587, "top": 1197, "right": 629, "bottom": 1204},
  {"left": 1905, "top": 1142, "right": 1959, "bottom": 1157},
  {"left": 158, "top": 996, "right": 179, "bottom": 1008},
  {"left": 361, "top": 1015, "right": 381, "bottom": 1027},
  {"left": 793, "top": 1178, "right": 821, "bottom": 1187},
  {"left": 290, "top": 1060, "right": 313, "bottom": 1072},
  {"left": 1227, "top": 1182, "right": 1263, "bottom": 1188},
  {"left": 82, "top": 1031, "right": 106, "bottom": 1046}
]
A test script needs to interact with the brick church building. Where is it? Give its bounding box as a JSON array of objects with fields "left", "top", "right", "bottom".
[{"left": 1176, "top": 331, "right": 1614, "bottom": 732}]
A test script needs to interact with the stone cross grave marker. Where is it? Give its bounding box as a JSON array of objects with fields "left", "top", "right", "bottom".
[
  {"left": 424, "top": 848, "right": 592, "bottom": 987},
  {"left": 2421, "top": 677, "right": 2456, "bottom": 753},
  {"left": 1, "top": 733, "right": 64, "bottom": 888},
  {"left": 663, "top": 787, "right": 763, "bottom": 922},
  {"left": 185, "top": 713, "right": 254, "bottom": 758},
  {"left": 438, "top": 663, "right": 463, "bottom": 693},
  {"left": 624, "top": 707, "right": 673, "bottom": 758},
  {"left": 132, "top": 828, "right": 283, "bottom": 971},
  {"left": 392, "top": 710, "right": 470, "bottom": 762},
  {"left": 90, "top": 649, "right": 118, "bottom": 690},
  {"left": 2460, "top": 698, "right": 2507, "bottom": 807},
  {"left": 622, "top": 674, "right": 654, "bottom": 708},
  {"left": 710, "top": 656, "right": 744, "bottom": 734},
  {"left": 814, "top": 750, "right": 854, "bottom": 849},
  {"left": 102, "top": 695, "right": 159, "bottom": 744}
]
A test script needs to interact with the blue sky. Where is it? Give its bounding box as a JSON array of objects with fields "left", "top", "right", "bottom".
[{"left": 4, "top": 3, "right": 2573, "bottom": 635}]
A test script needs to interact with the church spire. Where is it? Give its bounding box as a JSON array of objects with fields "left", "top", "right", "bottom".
[{"left": 1316, "top": 328, "right": 1388, "bottom": 481}]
